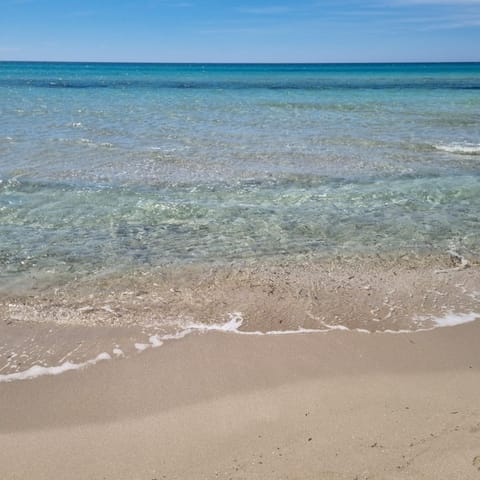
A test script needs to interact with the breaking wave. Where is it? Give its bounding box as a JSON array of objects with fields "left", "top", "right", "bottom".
[{"left": 434, "top": 142, "right": 480, "bottom": 155}]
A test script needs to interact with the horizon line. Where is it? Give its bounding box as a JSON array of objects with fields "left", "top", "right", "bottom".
[{"left": 1, "top": 60, "right": 480, "bottom": 65}]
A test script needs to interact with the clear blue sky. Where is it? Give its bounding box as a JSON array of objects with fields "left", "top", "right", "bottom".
[{"left": 1, "top": 0, "right": 479, "bottom": 62}]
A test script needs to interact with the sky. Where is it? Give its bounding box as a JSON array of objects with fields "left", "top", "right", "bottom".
[{"left": 0, "top": 0, "right": 479, "bottom": 62}]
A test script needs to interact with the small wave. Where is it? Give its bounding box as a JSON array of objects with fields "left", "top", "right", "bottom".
[
  {"left": 434, "top": 142, "right": 480, "bottom": 155},
  {"left": 0, "top": 352, "right": 111, "bottom": 383},
  {"left": 3, "top": 311, "right": 478, "bottom": 383},
  {"left": 142, "top": 310, "right": 480, "bottom": 343},
  {"left": 418, "top": 311, "right": 479, "bottom": 328}
]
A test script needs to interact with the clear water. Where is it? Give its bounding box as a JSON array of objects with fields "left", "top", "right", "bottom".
[{"left": 1, "top": 62, "right": 480, "bottom": 288}]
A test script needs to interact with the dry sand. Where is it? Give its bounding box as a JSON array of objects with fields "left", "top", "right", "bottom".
[{"left": 1, "top": 320, "right": 480, "bottom": 480}]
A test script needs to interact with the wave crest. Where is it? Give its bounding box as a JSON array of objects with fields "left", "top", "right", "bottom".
[{"left": 434, "top": 142, "right": 480, "bottom": 155}]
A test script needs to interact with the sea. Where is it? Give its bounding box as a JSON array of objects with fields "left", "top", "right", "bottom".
[
  {"left": 1, "top": 62, "right": 480, "bottom": 287},
  {"left": 1, "top": 62, "right": 480, "bottom": 379}
]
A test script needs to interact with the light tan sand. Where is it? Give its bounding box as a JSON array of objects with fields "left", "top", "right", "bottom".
[{"left": 1, "top": 321, "right": 480, "bottom": 479}]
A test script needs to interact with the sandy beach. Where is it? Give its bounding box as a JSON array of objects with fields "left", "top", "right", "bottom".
[{"left": 1, "top": 318, "right": 480, "bottom": 479}]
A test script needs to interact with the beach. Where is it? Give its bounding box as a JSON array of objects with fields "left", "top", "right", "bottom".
[
  {"left": 1, "top": 318, "right": 480, "bottom": 479},
  {"left": 1, "top": 257, "right": 480, "bottom": 479},
  {"left": 1, "top": 62, "right": 480, "bottom": 479}
]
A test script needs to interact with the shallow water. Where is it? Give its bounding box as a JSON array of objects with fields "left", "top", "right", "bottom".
[{"left": 1, "top": 62, "right": 480, "bottom": 290}]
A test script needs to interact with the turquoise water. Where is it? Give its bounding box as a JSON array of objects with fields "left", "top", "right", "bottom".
[{"left": 1, "top": 62, "right": 480, "bottom": 287}]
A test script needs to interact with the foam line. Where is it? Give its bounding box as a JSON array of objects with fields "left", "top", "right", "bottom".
[
  {"left": 165, "top": 311, "right": 480, "bottom": 339},
  {"left": 383, "top": 311, "right": 480, "bottom": 334},
  {"left": 3, "top": 312, "right": 478, "bottom": 383},
  {"left": 149, "top": 335, "right": 163, "bottom": 348},
  {"left": 0, "top": 352, "right": 111, "bottom": 383},
  {"left": 434, "top": 142, "right": 480, "bottom": 155},
  {"left": 430, "top": 311, "right": 479, "bottom": 327}
]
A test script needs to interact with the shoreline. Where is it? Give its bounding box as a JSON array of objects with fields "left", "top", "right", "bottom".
[
  {"left": 1, "top": 253, "right": 479, "bottom": 377},
  {"left": 1, "top": 321, "right": 480, "bottom": 479},
  {"left": 1, "top": 309, "right": 480, "bottom": 384}
]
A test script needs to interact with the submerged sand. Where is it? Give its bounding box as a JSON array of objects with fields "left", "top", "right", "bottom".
[{"left": 1, "top": 321, "right": 480, "bottom": 479}]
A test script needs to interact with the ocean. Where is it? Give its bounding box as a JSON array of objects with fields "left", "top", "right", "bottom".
[
  {"left": 1, "top": 62, "right": 480, "bottom": 379},
  {"left": 1, "top": 62, "right": 479, "bottom": 288}
]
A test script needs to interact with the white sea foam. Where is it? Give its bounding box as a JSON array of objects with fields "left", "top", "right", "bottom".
[
  {"left": 145, "top": 314, "right": 252, "bottom": 343},
  {"left": 149, "top": 335, "right": 163, "bottom": 348},
  {"left": 0, "top": 352, "right": 111, "bottom": 383},
  {"left": 3, "top": 311, "right": 478, "bottom": 383},
  {"left": 383, "top": 311, "right": 480, "bottom": 333},
  {"left": 134, "top": 335, "right": 164, "bottom": 352},
  {"left": 430, "top": 311, "right": 479, "bottom": 327},
  {"left": 159, "top": 310, "right": 480, "bottom": 341},
  {"left": 171, "top": 314, "right": 366, "bottom": 337},
  {"left": 265, "top": 327, "right": 331, "bottom": 335},
  {"left": 434, "top": 142, "right": 480, "bottom": 155}
]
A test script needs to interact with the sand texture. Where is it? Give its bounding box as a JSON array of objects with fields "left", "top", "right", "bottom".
[{"left": 1, "top": 321, "right": 480, "bottom": 479}]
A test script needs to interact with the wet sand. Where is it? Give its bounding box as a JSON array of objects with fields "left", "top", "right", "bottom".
[
  {"left": 1, "top": 320, "right": 480, "bottom": 479},
  {"left": 1, "top": 253, "right": 480, "bottom": 377}
]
